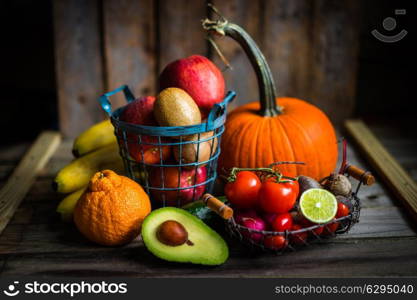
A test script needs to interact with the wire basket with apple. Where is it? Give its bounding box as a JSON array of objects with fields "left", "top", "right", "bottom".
[{"left": 99, "top": 84, "right": 235, "bottom": 208}]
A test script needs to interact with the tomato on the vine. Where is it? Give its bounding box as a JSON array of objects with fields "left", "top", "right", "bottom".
[
  {"left": 225, "top": 171, "right": 261, "bottom": 209},
  {"left": 258, "top": 180, "right": 299, "bottom": 214}
]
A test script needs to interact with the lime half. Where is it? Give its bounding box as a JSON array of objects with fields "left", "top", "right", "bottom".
[{"left": 299, "top": 188, "right": 337, "bottom": 224}]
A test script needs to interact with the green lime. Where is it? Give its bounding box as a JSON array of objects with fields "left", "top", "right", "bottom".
[{"left": 299, "top": 188, "right": 337, "bottom": 224}]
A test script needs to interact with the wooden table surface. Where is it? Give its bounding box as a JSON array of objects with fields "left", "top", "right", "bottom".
[{"left": 1, "top": 123, "right": 416, "bottom": 277}]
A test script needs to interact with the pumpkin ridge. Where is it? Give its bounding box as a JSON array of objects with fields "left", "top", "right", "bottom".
[
  {"left": 283, "top": 111, "right": 321, "bottom": 178},
  {"left": 273, "top": 113, "right": 296, "bottom": 175},
  {"left": 250, "top": 117, "right": 263, "bottom": 167},
  {"left": 235, "top": 118, "right": 256, "bottom": 168},
  {"left": 244, "top": 119, "right": 262, "bottom": 167},
  {"left": 265, "top": 119, "right": 275, "bottom": 169},
  {"left": 278, "top": 113, "right": 308, "bottom": 176},
  {"left": 220, "top": 119, "right": 244, "bottom": 171}
]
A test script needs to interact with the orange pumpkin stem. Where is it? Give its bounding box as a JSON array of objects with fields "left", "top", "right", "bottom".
[{"left": 203, "top": 8, "right": 282, "bottom": 117}]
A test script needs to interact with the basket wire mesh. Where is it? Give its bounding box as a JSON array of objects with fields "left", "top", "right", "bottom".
[
  {"left": 222, "top": 165, "right": 369, "bottom": 254},
  {"left": 99, "top": 85, "right": 236, "bottom": 208}
]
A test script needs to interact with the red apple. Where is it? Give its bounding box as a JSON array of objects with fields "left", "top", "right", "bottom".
[
  {"left": 119, "top": 96, "right": 171, "bottom": 164},
  {"left": 121, "top": 96, "right": 156, "bottom": 126},
  {"left": 149, "top": 166, "right": 207, "bottom": 206},
  {"left": 159, "top": 55, "right": 225, "bottom": 117},
  {"left": 126, "top": 135, "right": 171, "bottom": 165}
]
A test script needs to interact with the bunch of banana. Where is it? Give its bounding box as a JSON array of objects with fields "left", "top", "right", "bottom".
[
  {"left": 72, "top": 119, "right": 117, "bottom": 157},
  {"left": 55, "top": 119, "right": 124, "bottom": 222}
]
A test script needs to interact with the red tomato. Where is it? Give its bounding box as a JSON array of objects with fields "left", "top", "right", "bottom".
[
  {"left": 263, "top": 176, "right": 278, "bottom": 183},
  {"left": 290, "top": 224, "right": 308, "bottom": 245},
  {"left": 271, "top": 213, "right": 293, "bottom": 232},
  {"left": 264, "top": 235, "right": 287, "bottom": 250},
  {"left": 336, "top": 202, "right": 350, "bottom": 218},
  {"left": 300, "top": 218, "right": 324, "bottom": 236},
  {"left": 322, "top": 219, "right": 340, "bottom": 236},
  {"left": 258, "top": 180, "right": 299, "bottom": 214},
  {"left": 225, "top": 171, "right": 261, "bottom": 209}
]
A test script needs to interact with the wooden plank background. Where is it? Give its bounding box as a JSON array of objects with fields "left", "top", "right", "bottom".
[{"left": 53, "top": 0, "right": 360, "bottom": 138}]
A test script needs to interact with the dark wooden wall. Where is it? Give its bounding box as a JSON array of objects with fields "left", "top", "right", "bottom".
[{"left": 53, "top": 0, "right": 360, "bottom": 138}]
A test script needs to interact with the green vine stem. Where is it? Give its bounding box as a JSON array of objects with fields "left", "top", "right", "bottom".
[
  {"left": 202, "top": 6, "right": 282, "bottom": 117},
  {"left": 226, "top": 166, "right": 298, "bottom": 184}
]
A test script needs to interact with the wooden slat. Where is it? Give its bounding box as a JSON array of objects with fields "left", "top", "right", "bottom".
[
  {"left": 209, "top": 0, "right": 261, "bottom": 110},
  {"left": 158, "top": 0, "right": 207, "bottom": 73},
  {"left": 263, "top": 0, "right": 313, "bottom": 100},
  {"left": 2, "top": 237, "right": 417, "bottom": 277},
  {"left": 103, "top": 0, "right": 156, "bottom": 108},
  {"left": 53, "top": 0, "right": 104, "bottom": 138},
  {"left": 0, "top": 164, "right": 14, "bottom": 182},
  {"left": 309, "top": 0, "right": 360, "bottom": 125},
  {"left": 345, "top": 119, "right": 417, "bottom": 222},
  {"left": 0, "top": 143, "right": 30, "bottom": 163},
  {"left": 342, "top": 206, "right": 416, "bottom": 239},
  {"left": 0, "top": 131, "right": 61, "bottom": 234}
]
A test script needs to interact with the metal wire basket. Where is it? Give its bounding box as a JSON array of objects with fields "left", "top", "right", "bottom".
[
  {"left": 202, "top": 163, "right": 374, "bottom": 254},
  {"left": 99, "top": 85, "right": 236, "bottom": 208}
]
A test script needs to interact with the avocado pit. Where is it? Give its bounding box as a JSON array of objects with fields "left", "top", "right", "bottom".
[{"left": 156, "top": 220, "right": 193, "bottom": 246}]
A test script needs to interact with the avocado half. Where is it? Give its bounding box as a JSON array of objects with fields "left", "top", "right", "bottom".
[{"left": 141, "top": 207, "right": 229, "bottom": 266}]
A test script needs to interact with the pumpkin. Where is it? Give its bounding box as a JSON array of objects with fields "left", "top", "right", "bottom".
[{"left": 203, "top": 16, "right": 338, "bottom": 180}]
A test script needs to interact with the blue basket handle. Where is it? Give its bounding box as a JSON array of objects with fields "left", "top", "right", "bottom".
[
  {"left": 99, "top": 85, "right": 136, "bottom": 117},
  {"left": 207, "top": 91, "right": 236, "bottom": 127}
]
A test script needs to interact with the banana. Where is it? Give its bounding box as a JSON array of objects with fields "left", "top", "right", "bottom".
[
  {"left": 72, "top": 119, "right": 117, "bottom": 157},
  {"left": 56, "top": 187, "right": 87, "bottom": 222},
  {"left": 53, "top": 143, "right": 124, "bottom": 193}
]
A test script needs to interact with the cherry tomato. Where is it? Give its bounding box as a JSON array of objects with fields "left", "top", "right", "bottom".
[
  {"left": 258, "top": 180, "right": 299, "bottom": 214},
  {"left": 262, "top": 212, "right": 277, "bottom": 226},
  {"left": 290, "top": 224, "right": 308, "bottom": 245},
  {"left": 225, "top": 171, "right": 261, "bottom": 209},
  {"left": 299, "top": 218, "right": 324, "bottom": 236},
  {"left": 336, "top": 202, "right": 350, "bottom": 218},
  {"left": 264, "top": 235, "right": 287, "bottom": 250},
  {"left": 271, "top": 213, "right": 293, "bottom": 232},
  {"left": 322, "top": 219, "right": 339, "bottom": 236}
]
